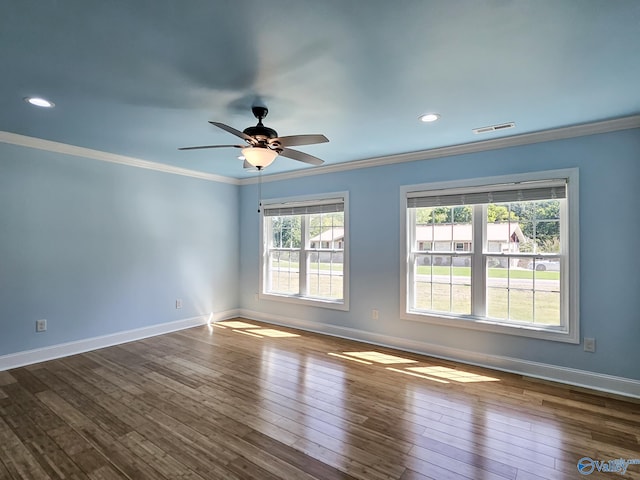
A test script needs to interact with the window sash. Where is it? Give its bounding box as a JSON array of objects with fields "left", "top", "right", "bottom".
[
  {"left": 263, "top": 199, "right": 346, "bottom": 305},
  {"left": 407, "top": 199, "right": 566, "bottom": 327}
]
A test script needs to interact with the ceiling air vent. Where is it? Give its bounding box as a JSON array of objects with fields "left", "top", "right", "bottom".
[{"left": 472, "top": 122, "right": 515, "bottom": 134}]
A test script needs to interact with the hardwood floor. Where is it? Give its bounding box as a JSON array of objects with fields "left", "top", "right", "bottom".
[{"left": 1, "top": 318, "right": 639, "bottom": 479}]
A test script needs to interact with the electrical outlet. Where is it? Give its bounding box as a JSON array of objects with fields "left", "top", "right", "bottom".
[
  {"left": 175, "top": 299, "right": 183, "bottom": 309},
  {"left": 372, "top": 309, "right": 379, "bottom": 320},
  {"left": 36, "top": 319, "right": 47, "bottom": 332},
  {"left": 584, "top": 337, "right": 596, "bottom": 353}
]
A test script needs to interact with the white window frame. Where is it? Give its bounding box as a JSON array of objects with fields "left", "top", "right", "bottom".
[
  {"left": 259, "top": 192, "right": 349, "bottom": 311},
  {"left": 400, "top": 169, "right": 579, "bottom": 343}
]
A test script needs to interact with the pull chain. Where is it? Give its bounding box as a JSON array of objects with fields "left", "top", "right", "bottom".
[{"left": 257, "top": 167, "right": 263, "bottom": 213}]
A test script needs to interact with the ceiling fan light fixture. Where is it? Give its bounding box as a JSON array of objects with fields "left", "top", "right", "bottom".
[
  {"left": 242, "top": 147, "right": 278, "bottom": 169},
  {"left": 419, "top": 113, "right": 440, "bottom": 123}
]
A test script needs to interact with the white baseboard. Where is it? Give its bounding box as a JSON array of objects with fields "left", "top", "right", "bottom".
[
  {"left": 0, "top": 310, "right": 240, "bottom": 371},
  {"left": 238, "top": 308, "right": 640, "bottom": 399},
  {"left": 5, "top": 307, "right": 638, "bottom": 399}
]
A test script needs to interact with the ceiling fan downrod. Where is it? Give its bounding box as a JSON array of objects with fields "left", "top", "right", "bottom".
[
  {"left": 251, "top": 106, "right": 268, "bottom": 123},
  {"left": 244, "top": 106, "right": 278, "bottom": 141}
]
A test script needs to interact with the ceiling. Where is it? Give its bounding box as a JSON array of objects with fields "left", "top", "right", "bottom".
[{"left": 2, "top": 0, "right": 639, "bottom": 179}]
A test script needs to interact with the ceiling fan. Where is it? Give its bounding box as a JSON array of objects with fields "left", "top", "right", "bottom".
[{"left": 179, "top": 106, "right": 329, "bottom": 170}]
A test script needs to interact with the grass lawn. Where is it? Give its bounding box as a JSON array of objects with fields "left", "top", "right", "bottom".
[
  {"left": 416, "top": 266, "right": 559, "bottom": 280},
  {"left": 268, "top": 262, "right": 560, "bottom": 325},
  {"left": 272, "top": 260, "right": 344, "bottom": 272},
  {"left": 273, "top": 263, "right": 557, "bottom": 280},
  {"left": 414, "top": 281, "right": 560, "bottom": 325},
  {"left": 269, "top": 271, "right": 343, "bottom": 299}
]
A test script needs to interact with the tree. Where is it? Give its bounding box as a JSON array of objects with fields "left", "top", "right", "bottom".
[
  {"left": 416, "top": 206, "right": 472, "bottom": 224},
  {"left": 272, "top": 216, "right": 301, "bottom": 248},
  {"left": 539, "top": 236, "right": 560, "bottom": 253},
  {"left": 309, "top": 212, "right": 344, "bottom": 241},
  {"left": 487, "top": 204, "right": 518, "bottom": 223},
  {"left": 508, "top": 200, "right": 560, "bottom": 252},
  {"left": 416, "top": 208, "right": 432, "bottom": 224}
]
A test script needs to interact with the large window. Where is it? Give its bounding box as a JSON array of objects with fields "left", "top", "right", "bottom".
[
  {"left": 261, "top": 193, "right": 348, "bottom": 310},
  {"left": 401, "top": 170, "right": 578, "bottom": 342}
]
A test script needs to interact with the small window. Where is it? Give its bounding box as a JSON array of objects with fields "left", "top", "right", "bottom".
[{"left": 261, "top": 193, "right": 349, "bottom": 310}]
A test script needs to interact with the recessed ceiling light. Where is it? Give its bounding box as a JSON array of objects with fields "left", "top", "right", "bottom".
[
  {"left": 24, "top": 97, "right": 55, "bottom": 108},
  {"left": 419, "top": 113, "right": 440, "bottom": 123}
]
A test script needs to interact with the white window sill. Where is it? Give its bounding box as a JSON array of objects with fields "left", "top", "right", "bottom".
[
  {"left": 260, "top": 292, "right": 349, "bottom": 311},
  {"left": 401, "top": 310, "right": 579, "bottom": 343}
]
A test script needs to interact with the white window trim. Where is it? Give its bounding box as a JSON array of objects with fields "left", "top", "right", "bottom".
[
  {"left": 400, "top": 169, "right": 579, "bottom": 343},
  {"left": 259, "top": 191, "right": 349, "bottom": 311}
]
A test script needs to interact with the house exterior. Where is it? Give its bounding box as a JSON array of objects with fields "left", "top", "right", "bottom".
[
  {"left": 311, "top": 223, "right": 525, "bottom": 266},
  {"left": 415, "top": 223, "right": 525, "bottom": 253},
  {"left": 309, "top": 227, "right": 345, "bottom": 250},
  {"left": 415, "top": 223, "right": 525, "bottom": 266},
  {"left": 312, "top": 223, "right": 524, "bottom": 252}
]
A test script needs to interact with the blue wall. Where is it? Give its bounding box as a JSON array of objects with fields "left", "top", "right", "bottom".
[
  {"left": 239, "top": 128, "right": 640, "bottom": 380},
  {"left": 0, "top": 143, "right": 239, "bottom": 356},
  {"left": 2, "top": 128, "right": 638, "bottom": 383}
]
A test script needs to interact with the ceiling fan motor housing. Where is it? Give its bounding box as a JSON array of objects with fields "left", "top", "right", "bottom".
[
  {"left": 243, "top": 106, "right": 278, "bottom": 142},
  {"left": 243, "top": 124, "right": 278, "bottom": 141}
]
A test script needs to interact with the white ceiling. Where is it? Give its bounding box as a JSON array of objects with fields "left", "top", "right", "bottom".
[{"left": 2, "top": 0, "right": 639, "bottom": 179}]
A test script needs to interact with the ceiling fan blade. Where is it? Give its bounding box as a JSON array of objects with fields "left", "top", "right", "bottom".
[
  {"left": 243, "top": 160, "right": 254, "bottom": 169},
  {"left": 272, "top": 134, "right": 329, "bottom": 147},
  {"left": 279, "top": 148, "right": 324, "bottom": 166},
  {"left": 209, "top": 121, "right": 254, "bottom": 143},
  {"left": 178, "top": 144, "right": 244, "bottom": 151}
]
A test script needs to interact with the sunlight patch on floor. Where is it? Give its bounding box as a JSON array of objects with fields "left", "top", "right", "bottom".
[
  {"left": 246, "top": 329, "right": 300, "bottom": 338},
  {"left": 386, "top": 367, "right": 450, "bottom": 384},
  {"left": 407, "top": 366, "right": 500, "bottom": 383},
  {"left": 341, "top": 351, "right": 418, "bottom": 364},
  {"left": 218, "top": 321, "right": 259, "bottom": 329},
  {"left": 233, "top": 329, "right": 263, "bottom": 338},
  {"left": 328, "top": 352, "right": 373, "bottom": 365},
  {"left": 222, "top": 322, "right": 301, "bottom": 339},
  {"left": 327, "top": 350, "right": 501, "bottom": 385}
]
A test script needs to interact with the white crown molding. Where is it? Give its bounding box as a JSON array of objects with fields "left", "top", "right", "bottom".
[
  {"left": 0, "top": 131, "right": 240, "bottom": 185},
  {"left": 239, "top": 115, "right": 640, "bottom": 185},
  {"left": 0, "top": 309, "right": 240, "bottom": 371},
  {"left": 238, "top": 308, "right": 640, "bottom": 399},
  {"left": 3, "top": 115, "right": 639, "bottom": 186}
]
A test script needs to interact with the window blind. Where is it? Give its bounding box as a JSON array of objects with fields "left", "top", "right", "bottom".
[
  {"left": 262, "top": 197, "right": 344, "bottom": 217},
  {"left": 407, "top": 179, "right": 566, "bottom": 208}
]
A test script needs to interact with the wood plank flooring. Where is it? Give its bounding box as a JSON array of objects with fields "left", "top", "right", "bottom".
[{"left": 1, "top": 318, "right": 639, "bottom": 479}]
